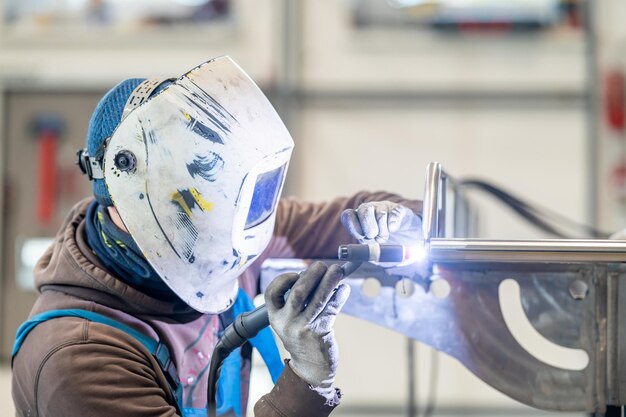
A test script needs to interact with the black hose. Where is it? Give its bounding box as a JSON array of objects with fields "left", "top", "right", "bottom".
[
  {"left": 207, "top": 306, "right": 271, "bottom": 417},
  {"left": 460, "top": 179, "right": 611, "bottom": 239},
  {"left": 207, "top": 344, "right": 230, "bottom": 417}
]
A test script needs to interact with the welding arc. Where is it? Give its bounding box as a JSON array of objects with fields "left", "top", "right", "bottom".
[{"left": 460, "top": 179, "right": 610, "bottom": 239}]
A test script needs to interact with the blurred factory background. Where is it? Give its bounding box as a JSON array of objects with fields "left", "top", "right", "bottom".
[{"left": 1, "top": 0, "right": 626, "bottom": 416}]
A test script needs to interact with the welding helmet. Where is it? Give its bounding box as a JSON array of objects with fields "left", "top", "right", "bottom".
[{"left": 78, "top": 56, "right": 294, "bottom": 313}]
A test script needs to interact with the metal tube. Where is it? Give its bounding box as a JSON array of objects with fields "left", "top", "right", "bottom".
[
  {"left": 422, "top": 162, "right": 442, "bottom": 242},
  {"left": 438, "top": 174, "right": 447, "bottom": 238},
  {"left": 607, "top": 272, "right": 618, "bottom": 405},
  {"left": 428, "top": 238, "right": 626, "bottom": 263}
]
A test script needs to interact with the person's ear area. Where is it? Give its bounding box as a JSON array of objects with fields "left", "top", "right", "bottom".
[{"left": 107, "top": 206, "right": 128, "bottom": 233}]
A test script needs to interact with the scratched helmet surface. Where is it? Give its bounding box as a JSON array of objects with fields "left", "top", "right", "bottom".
[{"left": 103, "top": 56, "right": 294, "bottom": 313}]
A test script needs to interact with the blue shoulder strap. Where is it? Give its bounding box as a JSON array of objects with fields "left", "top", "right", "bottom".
[{"left": 12, "top": 309, "right": 183, "bottom": 414}]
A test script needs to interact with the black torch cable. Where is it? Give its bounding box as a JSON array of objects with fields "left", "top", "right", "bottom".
[{"left": 460, "top": 179, "right": 611, "bottom": 239}]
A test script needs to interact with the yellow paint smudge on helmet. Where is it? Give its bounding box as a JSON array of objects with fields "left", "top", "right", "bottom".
[{"left": 189, "top": 188, "right": 213, "bottom": 212}]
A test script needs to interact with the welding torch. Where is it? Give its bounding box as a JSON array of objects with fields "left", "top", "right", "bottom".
[
  {"left": 213, "top": 247, "right": 407, "bottom": 360},
  {"left": 218, "top": 244, "right": 422, "bottom": 356},
  {"left": 207, "top": 260, "right": 361, "bottom": 417},
  {"left": 209, "top": 244, "right": 423, "bottom": 415},
  {"left": 338, "top": 243, "right": 427, "bottom": 264}
]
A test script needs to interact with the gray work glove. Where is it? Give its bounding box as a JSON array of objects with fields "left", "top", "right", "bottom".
[
  {"left": 341, "top": 200, "right": 422, "bottom": 246},
  {"left": 265, "top": 262, "right": 350, "bottom": 397},
  {"left": 341, "top": 201, "right": 427, "bottom": 277}
]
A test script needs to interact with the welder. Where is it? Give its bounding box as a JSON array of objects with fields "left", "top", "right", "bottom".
[{"left": 11, "top": 56, "right": 422, "bottom": 417}]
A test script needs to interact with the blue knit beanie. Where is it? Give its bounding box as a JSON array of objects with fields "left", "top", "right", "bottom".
[{"left": 86, "top": 78, "right": 146, "bottom": 207}]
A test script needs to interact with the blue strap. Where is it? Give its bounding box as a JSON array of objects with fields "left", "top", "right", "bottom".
[
  {"left": 12, "top": 309, "right": 183, "bottom": 413},
  {"left": 181, "top": 408, "right": 209, "bottom": 417},
  {"left": 215, "top": 289, "right": 284, "bottom": 417},
  {"left": 215, "top": 347, "right": 242, "bottom": 416},
  {"left": 13, "top": 309, "right": 157, "bottom": 356}
]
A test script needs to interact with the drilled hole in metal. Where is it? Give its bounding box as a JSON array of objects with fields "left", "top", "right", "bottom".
[{"left": 361, "top": 277, "right": 381, "bottom": 298}]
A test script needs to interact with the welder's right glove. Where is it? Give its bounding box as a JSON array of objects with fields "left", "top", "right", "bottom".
[
  {"left": 265, "top": 262, "right": 350, "bottom": 402},
  {"left": 341, "top": 200, "right": 422, "bottom": 246},
  {"left": 341, "top": 201, "right": 428, "bottom": 278}
]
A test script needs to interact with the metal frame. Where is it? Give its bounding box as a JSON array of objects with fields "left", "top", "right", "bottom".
[{"left": 346, "top": 162, "right": 626, "bottom": 413}]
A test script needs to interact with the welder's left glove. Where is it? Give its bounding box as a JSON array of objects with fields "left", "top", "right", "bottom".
[
  {"left": 341, "top": 201, "right": 422, "bottom": 246},
  {"left": 266, "top": 262, "right": 349, "bottom": 403}
]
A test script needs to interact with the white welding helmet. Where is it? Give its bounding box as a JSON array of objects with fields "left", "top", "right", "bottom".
[{"left": 102, "top": 56, "right": 294, "bottom": 313}]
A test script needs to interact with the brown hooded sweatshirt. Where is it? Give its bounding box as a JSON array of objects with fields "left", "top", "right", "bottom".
[{"left": 12, "top": 193, "right": 421, "bottom": 417}]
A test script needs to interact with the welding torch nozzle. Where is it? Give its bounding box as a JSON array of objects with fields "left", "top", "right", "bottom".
[{"left": 338, "top": 243, "right": 413, "bottom": 263}]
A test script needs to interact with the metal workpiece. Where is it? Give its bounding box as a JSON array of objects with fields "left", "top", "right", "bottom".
[
  {"left": 263, "top": 161, "right": 626, "bottom": 413},
  {"left": 338, "top": 261, "right": 612, "bottom": 412},
  {"left": 260, "top": 258, "right": 621, "bottom": 412},
  {"left": 611, "top": 270, "right": 626, "bottom": 407},
  {"left": 428, "top": 238, "right": 626, "bottom": 263},
  {"left": 421, "top": 162, "right": 443, "bottom": 242},
  {"left": 420, "top": 161, "right": 476, "bottom": 241},
  {"left": 402, "top": 161, "right": 626, "bottom": 411}
]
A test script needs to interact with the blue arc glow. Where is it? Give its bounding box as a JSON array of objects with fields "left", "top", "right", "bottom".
[{"left": 407, "top": 243, "right": 428, "bottom": 263}]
